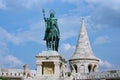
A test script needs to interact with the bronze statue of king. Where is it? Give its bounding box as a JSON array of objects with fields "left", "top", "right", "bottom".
[{"left": 42, "top": 9, "right": 60, "bottom": 51}]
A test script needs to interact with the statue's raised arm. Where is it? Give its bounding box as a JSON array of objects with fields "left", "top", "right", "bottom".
[
  {"left": 42, "top": 9, "right": 60, "bottom": 51},
  {"left": 42, "top": 9, "right": 47, "bottom": 26},
  {"left": 42, "top": 9, "right": 45, "bottom": 18}
]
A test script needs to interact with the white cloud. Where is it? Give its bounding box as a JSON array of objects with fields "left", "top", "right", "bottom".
[
  {"left": 58, "top": 16, "right": 82, "bottom": 41},
  {"left": 99, "top": 59, "right": 113, "bottom": 68},
  {"left": 0, "top": 40, "right": 23, "bottom": 68},
  {"left": 0, "top": 27, "right": 21, "bottom": 45},
  {"left": 95, "top": 24, "right": 109, "bottom": 30},
  {"left": 0, "top": 0, "right": 6, "bottom": 9},
  {"left": 94, "top": 36, "right": 110, "bottom": 45},
  {"left": 15, "top": 21, "right": 45, "bottom": 45},
  {"left": 20, "top": 0, "right": 54, "bottom": 8},
  {"left": 0, "top": 21, "right": 45, "bottom": 68},
  {"left": 62, "top": 0, "right": 120, "bottom": 29},
  {"left": 59, "top": 43, "right": 75, "bottom": 59},
  {"left": 87, "top": 0, "right": 120, "bottom": 10},
  {"left": 0, "top": 20, "right": 45, "bottom": 45},
  {"left": 0, "top": 0, "right": 55, "bottom": 10},
  {"left": 5, "top": 55, "right": 23, "bottom": 68},
  {"left": 0, "top": 41, "right": 8, "bottom": 54},
  {"left": 62, "top": 43, "right": 73, "bottom": 51},
  {"left": 99, "top": 59, "right": 117, "bottom": 71},
  {"left": 64, "top": 43, "right": 71, "bottom": 51},
  {"left": 62, "top": 0, "right": 80, "bottom": 4},
  {"left": 62, "top": 0, "right": 120, "bottom": 10}
]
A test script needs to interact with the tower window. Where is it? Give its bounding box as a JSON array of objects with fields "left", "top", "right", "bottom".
[
  {"left": 88, "top": 64, "right": 92, "bottom": 73},
  {"left": 73, "top": 65, "right": 77, "bottom": 73}
]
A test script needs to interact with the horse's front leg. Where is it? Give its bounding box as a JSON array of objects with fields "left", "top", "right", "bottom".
[
  {"left": 46, "top": 41, "right": 49, "bottom": 50},
  {"left": 51, "top": 36, "right": 55, "bottom": 51}
]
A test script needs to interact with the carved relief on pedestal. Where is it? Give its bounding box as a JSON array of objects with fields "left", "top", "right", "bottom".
[{"left": 43, "top": 62, "right": 54, "bottom": 75}]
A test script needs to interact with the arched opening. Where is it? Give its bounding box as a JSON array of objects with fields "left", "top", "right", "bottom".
[
  {"left": 93, "top": 65, "right": 97, "bottom": 72},
  {"left": 88, "top": 64, "right": 92, "bottom": 73},
  {"left": 2, "top": 73, "right": 4, "bottom": 75},
  {"left": 6, "top": 73, "right": 8, "bottom": 76},
  {"left": 70, "top": 65, "right": 72, "bottom": 72},
  {"left": 60, "top": 63, "right": 62, "bottom": 70},
  {"left": 73, "top": 65, "right": 77, "bottom": 73},
  {"left": 27, "top": 73, "right": 30, "bottom": 78},
  {"left": 15, "top": 73, "right": 17, "bottom": 76}
]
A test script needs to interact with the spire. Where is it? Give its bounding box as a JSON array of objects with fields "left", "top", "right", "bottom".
[{"left": 71, "top": 18, "right": 97, "bottom": 59}]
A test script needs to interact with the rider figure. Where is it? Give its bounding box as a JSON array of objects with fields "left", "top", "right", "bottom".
[
  {"left": 42, "top": 9, "right": 60, "bottom": 51},
  {"left": 43, "top": 11, "right": 60, "bottom": 40}
]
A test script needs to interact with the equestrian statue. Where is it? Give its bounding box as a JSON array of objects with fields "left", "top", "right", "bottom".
[{"left": 42, "top": 9, "right": 60, "bottom": 51}]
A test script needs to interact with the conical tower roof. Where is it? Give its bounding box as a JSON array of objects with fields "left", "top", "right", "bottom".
[{"left": 71, "top": 18, "right": 97, "bottom": 60}]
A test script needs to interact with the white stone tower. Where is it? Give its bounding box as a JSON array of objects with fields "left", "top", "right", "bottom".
[{"left": 69, "top": 18, "right": 99, "bottom": 75}]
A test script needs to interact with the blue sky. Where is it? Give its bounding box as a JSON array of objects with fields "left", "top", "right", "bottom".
[{"left": 0, "top": 0, "right": 120, "bottom": 71}]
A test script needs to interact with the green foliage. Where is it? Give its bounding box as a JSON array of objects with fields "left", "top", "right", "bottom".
[{"left": 0, "top": 77, "right": 11, "bottom": 80}]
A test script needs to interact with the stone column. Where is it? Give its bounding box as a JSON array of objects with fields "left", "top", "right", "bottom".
[
  {"left": 85, "top": 64, "right": 88, "bottom": 73},
  {"left": 36, "top": 62, "right": 42, "bottom": 76},
  {"left": 77, "top": 64, "right": 80, "bottom": 73},
  {"left": 96, "top": 64, "right": 99, "bottom": 72},
  {"left": 54, "top": 62, "right": 60, "bottom": 77},
  {"left": 91, "top": 64, "right": 93, "bottom": 73}
]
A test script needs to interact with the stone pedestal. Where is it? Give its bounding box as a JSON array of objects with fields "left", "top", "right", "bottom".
[{"left": 35, "top": 50, "right": 67, "bottom": 80}]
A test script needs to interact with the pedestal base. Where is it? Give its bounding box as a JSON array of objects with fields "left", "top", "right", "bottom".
[{"left": 35, "top": 50, "right": 67, "bottom": 80}]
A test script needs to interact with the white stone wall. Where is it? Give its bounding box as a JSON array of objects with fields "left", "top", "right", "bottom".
[
  {"left": 0, "top": 68, "right": 36, "bottom": 78},
  {"left": 69, "top": 59, "right": 99, "bottom": 74}
]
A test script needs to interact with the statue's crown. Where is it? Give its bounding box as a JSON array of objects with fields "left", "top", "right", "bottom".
[{"left": 49, "top": 9, "right": 55, "bottom": 15}]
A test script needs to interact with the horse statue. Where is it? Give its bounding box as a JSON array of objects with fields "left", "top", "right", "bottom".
[{"left": 42, "top": 9, "right": 60, "bottom": 51}]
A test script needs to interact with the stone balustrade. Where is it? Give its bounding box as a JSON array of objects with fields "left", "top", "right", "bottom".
[
  {"left": 0, "top": 68, "right": 36, "bottom": 78},
  {"left": 75, "top": 70, "right": 120, "bottom": 80},
  {"left": 1, "top": 68, "right": 120, "bottom": 80}
]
